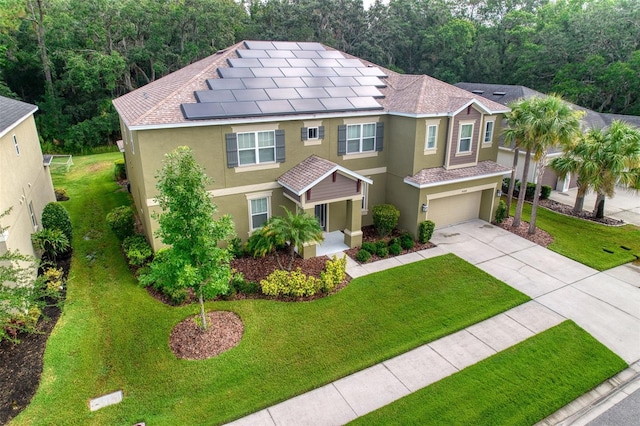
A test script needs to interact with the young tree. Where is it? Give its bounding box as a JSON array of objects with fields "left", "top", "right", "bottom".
[
  {"left": 246, "top": 206, "right": 323, "bottom": 271},
  {"left": 145, "top": 146, "right": 235, "bottom": 330}
]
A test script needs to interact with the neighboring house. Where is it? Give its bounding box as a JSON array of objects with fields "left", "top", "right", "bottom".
[
  {"left": 112, "top": 41, "right": 510, "bottom": 256},
  {"left": 455, "top": 82, "right": 640, "bottom": 191},
  {"left": 0, "top": 96, "right": 56, "bottom": 258}
]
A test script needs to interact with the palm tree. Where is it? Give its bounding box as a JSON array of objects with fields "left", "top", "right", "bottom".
[
  {"left": 503, "top": 106, "right": 525, "bottom": 219},
  {"left": 504, "top": 95, "right": 583, "bottom": 233},
  {"left": 552, "top": 121, "right": 640, "bottom": 219},
  {"left": 247, "top": 206, "right": 324, "bottom": 270}
]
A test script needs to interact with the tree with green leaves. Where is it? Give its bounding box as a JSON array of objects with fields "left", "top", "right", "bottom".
[
  {"left": 143, "top": 146, "right": 235, "bottom": 330},
  {"left": 504, "top": 95, "right": 583, "bottom": 233},
  {"left": 246, "top": 206, "right": 323, "bottom": 271}
]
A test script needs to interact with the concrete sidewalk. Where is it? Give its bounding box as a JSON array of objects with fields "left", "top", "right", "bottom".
[{"left": 227, "top": 220, "right": 640, "bottom": 425}]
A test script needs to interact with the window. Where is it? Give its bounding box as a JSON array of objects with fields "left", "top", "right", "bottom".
[
  {"left": 28, "top": 201, "right": 37, "bottom": 230},
  {"left": 361, "top": 182, "right": 369, "bottom": 212},
  {"left": 307, "top": 127, "right": 318, "bottom": 140},
  {"left": 425, "top": 125, "right": 437, "bottom": 150},
  {"left": 238, "top": 131, "right": 275, "bottom": 166},
  {"left": 484, "top": 121, "right": 494, "bottom": 144},
  {"left": 13, "top": 135, "right": 20, "bottom": 156},
  {"left": 250, "top": 197, "right": 269, "bottom": 230},
  {"left": 347, "top": 123, "right": 376, "bottom": 153},
  {"left": 458, "top": 123, "right": 473, "bottom": 153}
]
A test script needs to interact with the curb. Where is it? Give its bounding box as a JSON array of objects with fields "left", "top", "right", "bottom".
[{"left": 536, "top": 361, "right": 640, "bottom": 425}]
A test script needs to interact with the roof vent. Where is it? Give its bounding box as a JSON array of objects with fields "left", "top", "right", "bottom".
[
  {"left": 471, "top": 90, "right": 484, "bottom": 94},
  {"left": 493, "top": 91, "right": 506, "bottom": 96},
  {"left": 216, "top": 49, "right": 227, "bottom": 55}
]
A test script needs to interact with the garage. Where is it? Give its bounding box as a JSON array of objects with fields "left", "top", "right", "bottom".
[{"left": 427, "top": 191, "right": 482, "bottom": 228}]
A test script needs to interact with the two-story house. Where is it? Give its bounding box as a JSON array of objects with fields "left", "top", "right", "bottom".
[
  {"left": 112, "top": 41, "right": 510, "bottom": 256},
  {"left": 0, "top": 96, "right": 56, "bottom": 258}
]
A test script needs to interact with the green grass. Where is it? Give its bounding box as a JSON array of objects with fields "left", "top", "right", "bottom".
[
  {"left": 350, "top": 321, "right": 627, "bottom": 426},
  {"left": 13, "top": 153, "right": 530, "bottom": 425},
  {"left": 512, "top": 201, "right": 640, "bottom": 270}
]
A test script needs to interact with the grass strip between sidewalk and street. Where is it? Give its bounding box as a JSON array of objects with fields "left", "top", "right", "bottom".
[
  {"left": 350, "top": 320, "right": 627, "bottom": 426},
  {"left": 13, "top": 153, "right": 529, "bottom": 425},
  {"left": 512, "top": 202, "right": 640, "bottom": 270}
]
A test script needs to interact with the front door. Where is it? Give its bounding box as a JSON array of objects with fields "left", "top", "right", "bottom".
[{"left": 315, "top": 203, "right": 327, "bottom": 231}]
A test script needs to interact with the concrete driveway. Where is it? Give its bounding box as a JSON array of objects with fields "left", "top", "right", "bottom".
[
  {"left": 549, "top": 187, "right": 640, "bottom": 226},
  {"left": 431, "top": 220, "right": 640, "bottom": 364}
]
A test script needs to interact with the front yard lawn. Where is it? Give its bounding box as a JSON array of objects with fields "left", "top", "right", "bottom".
[
  {"left": 13, "top": 153, "right": 529, "bottom": 425},
  {"left": 512, "top": 202, "right": 640, "bottom": 270},
  {"left": 351, "top": 320, "right": 627, "bottom": 425}
]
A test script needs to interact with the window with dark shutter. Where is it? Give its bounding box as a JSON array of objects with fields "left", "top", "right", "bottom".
[
  {"left": 301, "top": 127, "right": 308, "bottom": 141},
  {"left": 337, "top": 125, "right": 346, "bottom": 155},
  {"left": 375, "top": 122, "right": 384, "bottom": 152},
  {"left": 275, "top": 129, "right": 285, "bottom": 162},
  {"left": 225, "top": 133, "right": 238, "bottom": 168},
  {"left": 318, "top": 126, "right": 325, "bottom": 139}
]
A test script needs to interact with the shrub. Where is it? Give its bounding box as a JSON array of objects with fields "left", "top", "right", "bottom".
[
  {"left": 32, "top": 228, "right": 70, "bottom": 260},
  {"left": 541, "top": 185, "right": 552, "bottom": 200},
  {"left": 377, "top": 246, "right": 388, "bottom": 258},
  {"left": 260, "top": 268, "right": 320, "bottom": 297},
  {"left": 106, "top": 206, "right": 134, "bottom": 241},
  {"left": 375, "top": 240, "right": 387, "bottom": 251},
  {"left": 495, "top": 200, "right": 508, "bottom": 224},
  {"left": 389, "top": 237, "right": 399, "bottom": 246},
  {"left": 372, "top": 204, "right": 400, "bottom": 237},
  {"left": 361, "top": 242, "right": 376, "bottom": 254},
  {"left": 400, "top": 233, "right": 415, "bottom": 250},
  {"left": 389, "top": 243, "right": 402, "bottom": 256},
  {"left": 114, "top": 159, "right": 126, "bottom": 181},
  {"left": 229, "top": 237, "right": 246, "bottom": 258},
  {"left": 230, "top": 271, "right": 260, "bottom": 294},
  {"left": 356, "top": 249, "right": 372, "bottom": 263},
  {"left": 418, "top": 220, "right": 435, "bottom": 243},
  {"left": 525, "top": 182, "right": 536, "bottom": 200},
  {"left": 41, "top": 202, "right": 73, "bottom": 244},
  {"left": 501, "top": 177, "right": 511, "bottom": 194},
  {"left": 43, "top": 267, "right": 64, "bottom": 297},
  {"left": 54, "top": 187, "right": 69, "bottom": 201},
  {"left": 122, "top": 235, "right": 153, "bottom": 266},
  {"left": 320, "top": 255, "right": 346, "bottom": 293}
]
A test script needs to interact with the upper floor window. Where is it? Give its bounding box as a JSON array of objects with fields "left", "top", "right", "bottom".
[
  {"left": 484, "top": 121, "right": 494, "bottom": 144},
  {"left": 458, "top": 123, "right": 473, "bottom": 153},
  {"left": 425, "top": 125, "right": 437, "bottom": 150},
  {"left": 13, "top": 135, "right": 20, "bottom": 156},
  {"left": 337, "top": 122, "right": 384, "bottom": 156},
  {"left": 28, "top": 201, "right": 38, "bottom": 230},
  {"left": 307, "top": 127, "right": 318, "bottom": 140},
  {"left": 238, "top": 131, "right": 275, "bottom": 165}
]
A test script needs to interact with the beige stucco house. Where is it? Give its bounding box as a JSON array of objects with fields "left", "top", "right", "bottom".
[
  {"left": 112, "top": 41, "right": 510, "bottom": 256},
  {"left": 0, "top": 96, "right": 56, "bottom": 258}
]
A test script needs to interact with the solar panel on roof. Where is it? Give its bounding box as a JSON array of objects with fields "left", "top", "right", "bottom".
[
  {"left": 328, "top": 76, "right": 358, "bottom": 87},
  {"left": 355, "top": 76, "right": 386, "bottom": 87},
  {"left": 296, "top": 87, "right": 330, "bottom": 99},
  {"left": 259, "top": 58, "right": 291, "bottom": 68},
  {"left": 358, "top": 67, "right": 387, "bottom": 77},
  {"left": 324, "top": 86, "right": 357, "bottom": 97},
  {"left": 221, "top": 101, "right": 262, "bottom": 116},
  {"left": 352, "top": 86, "right": 384, "bottom": 98},
  {"left": 334, "top": 68, "right": 363, "bottom": 77},
  {"left": 268, "top": 50, "right": 296, "bottom": 59},
  {"left": 313, "top": 58, "right": 341, "bottom": 68},
  {"left": 207, "top": 78, "right": 245, "bottom": 90},
  {"left": 194, "top": 90, "right": 236, "bottom": 103},
  {"left": 301, "top": 77, "right": 334, "bottom": 87},
  {"left": 319, "top": 97, "right": 353, "bottom": 111},
  {"left": 292, "top": 50, "right": 320, "bottom": 59},
  {"left": 308, "top": 68, "right": 338, "bottom": 77},
  {"left": 218, "top": 68, "right": 254, "bottom": 78},
  {"left": 237, "top": 50, "right": 269, "bottom": 58},
  {"left": 297, "top": 42, "right": 324, "bottom": 51},
  {"left": 336, "top": 59, "right": 363, "bottom": 68},
  {"left": 257, "top": 100, "right": 296, "bottom": 114},
  {"left": 242, "top": 78, "right": 278, "bottom": 89},
  {"left": 232, "top": 89, "right": 270, "bottom": 102},
  {"left": 318, "top": 51, "right": 345, "bottom": 59},
  {"left": 244, "top": 41, "right": 275, "bottom": 50},
  {"left": 250, "top": 68, "right": 285, "bottom": 78},
  {"left": 289, "top": 98, "right": 326, "bottom": 113},
  {"left": 272, "top": 41, "right": 301, "bottom": 50},
  {"left": 181, "top": 103, "right": 226, "bottom": 119},
  {"left": 287, "top": 58, "right": 317, "bottom": 68},
  {"left": 265, "top": 88, "right": 301, "bottom": 99},
  {"left": 227, "top": 58, "right": 262, "bottom": 68},
  {"left": 281, "top": 68, "right": 311, "bottom": 77},
  {"left": 273, "top": 77, "right": 306, "bottom": 88},
  {"left": 348, "top": 97, "right": 383, "bottom": 110}
]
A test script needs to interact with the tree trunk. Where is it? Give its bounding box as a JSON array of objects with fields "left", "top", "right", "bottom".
[
  {"left": 28, "top": 0, "right": 53, "bottom": 95},
  {"left": 513, "top": 148, "right": 532, "bottom": 228},
  {"left": 594, "top": 192, "right": 606, "bottom": 218},
  {"left": 198, "top": 290, "right": 207, "bottom": 330},
  {"left": 506, "top": 147, "right": 520, "bottom": 218},
  {"left": 573, "top": 183, "right": 587, "bottom": 213},
  {"left": 528, "top": 152, "right": 547, "bottom": 234}
]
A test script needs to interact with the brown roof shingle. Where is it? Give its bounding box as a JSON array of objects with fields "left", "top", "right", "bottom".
[
  {"left": 405, "top": 161, "right": 511, "bottom": 188},
  {"left": 278, "top": 155, "right": 372, "bottom": 195}
]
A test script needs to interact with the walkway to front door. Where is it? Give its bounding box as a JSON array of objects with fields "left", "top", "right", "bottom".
[{"left": 316, "top": 231, "right": 349, "bottom": 257}]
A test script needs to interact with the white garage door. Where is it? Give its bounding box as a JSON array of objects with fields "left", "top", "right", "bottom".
[{"left": 427, "top": 191, "right": 482, "bottom": 228}]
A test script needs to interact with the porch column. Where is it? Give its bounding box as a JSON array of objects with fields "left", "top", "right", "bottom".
[
  {"left": 300, "top": 207, "right": 317, "bottom": 259},
  {"left": 344, "top": 198, "right": 363, "bottom": 248}
]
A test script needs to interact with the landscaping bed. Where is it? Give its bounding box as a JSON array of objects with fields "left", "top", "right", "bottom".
[{"left": 345, "top": 225, "right": 435, "bottom": 264}]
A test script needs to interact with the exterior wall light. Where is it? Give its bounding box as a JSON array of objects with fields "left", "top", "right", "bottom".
[
  {"left": 496, "top": 189, "right": 503, "bottom": 197},
  {"left": 421, "top": 203, "right": 428, "bottom": 212}
]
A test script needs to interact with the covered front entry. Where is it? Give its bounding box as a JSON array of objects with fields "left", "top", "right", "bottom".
[
  {"left": 278, "top": 155, "right": 373, "bottom": 258},
  {"left": 427, "top": 191, "right": 482, "bottom": 227}
]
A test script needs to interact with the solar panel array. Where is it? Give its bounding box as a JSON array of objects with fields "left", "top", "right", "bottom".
[{"left": 181, "top": 41, "right": 387, "bottom": 120}]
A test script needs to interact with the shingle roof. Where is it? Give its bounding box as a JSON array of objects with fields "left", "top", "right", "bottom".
[
  {"left": 404, "top": 161, "right": 511, "bottom": 188},
  {"left": 278, "top": 155, "right": 372, "bottom": 195},
  {"left": 112, "top": 41, "right": 509, "bottom": 128},
  {"left": 0, "top": 96, "right": 38, "bottom": 137}
]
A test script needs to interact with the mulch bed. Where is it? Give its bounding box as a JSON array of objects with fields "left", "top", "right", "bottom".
[
  {"left": 538, "top": 199, "right": 624, "bottom": 226},
  {"left": 344, "top": 225, "right": 435, "bottom": 264},
  {"left": 170, "top": 311, "right": 244, "bottom": 360},
  {"left": 231, "top": 252, "right": 329, "bottom": 284}
]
